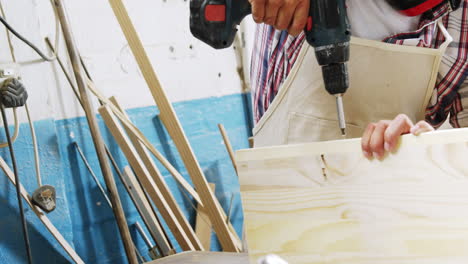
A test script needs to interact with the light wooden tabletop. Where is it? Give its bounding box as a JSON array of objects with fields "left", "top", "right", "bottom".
[{"left": 147, "top": 251, "right": 249, "bottom": 264}]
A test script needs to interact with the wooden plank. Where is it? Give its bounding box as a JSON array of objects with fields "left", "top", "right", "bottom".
[
  {"left": 148, "top": 251, "right": 249, "bottom": 264},
  {"left": 105, "top": 148, "right": 173, "bottom": 256},
  {"left": 218, "top": 124, "right": 238, "bottom": 174},
  {"left": 237, "top": 128, "right": 468, "bottom": 263},
  {"left": 110, "top": 96, "right": 203, "bottom": 250},
  {"left": 196, "top": 183, "right": 216, "bottom": 251},
  {"left": 0, "top": 157, "right": 85, "bottom": 264},
  {"left": 86, "top": 81, "right": 242, "bottom": 250},
  {"left": 237, "top": 128, "right": 468, "bottom": 162},
  {"left": 98, "top": 104, "right": 195, "bottom": 251},
  {"left": 107, "top": 0, "right": 238, "bottom": 252},
  {"left": 53, "top": 1, "right": 137, "bottom": 262},
  {"left": 120, "top": 166, "right": 174, "bottom": 256},
  {"left": 86, "top": 80, "right": 202, "bottom": 206}
]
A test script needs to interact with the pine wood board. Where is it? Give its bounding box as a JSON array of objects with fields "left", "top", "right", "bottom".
[
  {"left": 54, "top": 1, "right": 137, "bottom": 262},
  {"left": 86, "top": 80, "right": 242, "bottom": 250},
  {"left": 237, "top": 128, "right": 468, "bottom": 263},
  {"left": 0, "top": 157, "right": 85, "bottom": 264},
  {"left": 147, "top": 251, "right": 249, "bottom": 264},
  {"left": 86, "top": 80, "right": 202, "bottom": 206},
  {"left": 99, "top": 105, "right": 195, "bottom": 251},
  {"left": 111, "top": 97, "right": 203, "bottom": 250},
  {"left": 107, "top": 0, "right": 238, "bottom": 251}
]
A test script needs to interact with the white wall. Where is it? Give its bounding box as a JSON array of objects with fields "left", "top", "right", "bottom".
[{"left": 0, "top": 0, "right": 255, "bottom": 122}]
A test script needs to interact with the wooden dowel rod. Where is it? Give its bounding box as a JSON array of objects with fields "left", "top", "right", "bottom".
[
  {"left": 107, "top": 0, "right": 238, "bottom": 251},
  {"left": 99, "top": 105, "right": 196, "bottom": 251},
  {"left": 74, "top": 142, "right": 147, "bottom": 262},
  {"left": 218, "top": 124, "right": 238, "bottom": 174},
  {"left": 111, "top": 96, "right": 204, "bottom": 251},
  {"left": 120, "top": 166, "right": 175, "bottom": 256},
  {"left": 45, "top": 37, "right": 82, "bottom": 104},
  {"left": 46, "top": 36, "right": 172, "bottom": 258},
  {"left": 53, "top": 1, "right": 137, "bottom": 263},
  {"left": 85, "top": 80, "right": 203, "bottom": 206}
]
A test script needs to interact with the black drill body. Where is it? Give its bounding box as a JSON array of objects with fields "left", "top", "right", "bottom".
[
  {"left": 190, "top": 0, "right": 252, "bottom": 49},
  {"left": 190, "top": 0, "right": 351, "bottom": 134},
  {"left": 306, "top": 0, "right": 350, "bottom": 96},
  {"left": 190, "top": 0, "right": 350, "bottom": 97}
]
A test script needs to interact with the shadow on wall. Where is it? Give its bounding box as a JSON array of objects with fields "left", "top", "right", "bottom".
[
  {"left": 203, "top": 160, "right": 243, "bottom": 251},
  {"left": 62, "top": 117, "right": 155, "bottom": 263},
  {"left": 152, "top": 116, "right": 198, "bottom": 251},
  {"left": 203, "top": 160, "right": 243, "bottom": 227},
  {"left": 204, "top": 161, "right": 226, "bottom": 203},
  {"left": 51, "top": 94, "right": 250, "bottom": 262},
  {"left": 0, "top": 186, "right": 70, "bottom": 263},
  {"left": 152, "top": 117, "right": 180, "bottom": 171},
  {"left": 152, "top": 116, "right": 194, "bottom": 215},
  {"left": 0, "top": 119, "right": 75, "bottom": 264},
  {"left": 66, "top": 142, "right": 126, "bottom": 264}
]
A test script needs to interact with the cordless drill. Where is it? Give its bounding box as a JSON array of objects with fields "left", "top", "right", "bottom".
[
  {"left": 190, "top": 0, "right": 351, "bottom": 135},
  {"left": 190, "top": 0, "right": 456, "bottom": 136}
]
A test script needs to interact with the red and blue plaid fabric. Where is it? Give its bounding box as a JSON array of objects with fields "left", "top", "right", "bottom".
[{"left": 250, "top": 1, "right": 468, "bottom": 127}]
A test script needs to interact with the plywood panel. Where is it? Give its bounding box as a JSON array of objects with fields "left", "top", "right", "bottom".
[{"left": 237, "top": 129, "right": 468, "bottom": 264}]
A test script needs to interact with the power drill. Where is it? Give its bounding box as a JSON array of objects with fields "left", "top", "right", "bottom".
[
  {"left": 189, "top": 0, "right": 456, "bottom": 135},
  {"left": 190, "top": 0, "right": 350, "bottom": 135}
]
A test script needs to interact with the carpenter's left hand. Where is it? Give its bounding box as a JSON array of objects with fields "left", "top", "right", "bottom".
[{"left": 361, "top": 114, "right": 434, "bottom": 160}]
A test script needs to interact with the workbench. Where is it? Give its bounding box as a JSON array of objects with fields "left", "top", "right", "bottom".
[
  {"left": 147, "top": 252, "right": 249, "bottom": 264},
  {"left": 237, "top": 128, "right": 468, "bottom": 264}
]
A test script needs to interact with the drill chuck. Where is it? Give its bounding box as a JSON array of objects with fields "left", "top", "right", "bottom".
[
  {"left": 304, "top": 0, "right": 350, "bottom": 135},
  {"left": 314, "top": 42, "right": 350, "bottom": 66},
  {"left": 321, "top": 62, "right": 349, "bottom": 95}
]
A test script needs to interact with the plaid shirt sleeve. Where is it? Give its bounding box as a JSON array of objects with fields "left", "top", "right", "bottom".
[
  {"left": 251, "top": 0, "right": 468, "bottom": 128},
  {"left": 425, "top": 1, "right": 468, "bottom": 128}
]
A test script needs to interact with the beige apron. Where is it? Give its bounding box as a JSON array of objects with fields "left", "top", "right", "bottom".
[{"left": 253, "top": 21, "right": 453, "bottom": 148}]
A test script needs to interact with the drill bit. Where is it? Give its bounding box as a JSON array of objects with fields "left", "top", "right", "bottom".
[{"left": 335, "top": 95, "right": 346, "bottom": 136}]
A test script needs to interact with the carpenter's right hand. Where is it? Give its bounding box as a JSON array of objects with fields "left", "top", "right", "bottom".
[{"left": 248, "top": 0, "right": 309, "bottom": 36}]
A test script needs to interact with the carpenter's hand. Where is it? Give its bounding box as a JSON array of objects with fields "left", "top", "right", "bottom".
[
  {"left": 361, "top": 114, "right": 434, "bottom": 160},
  {"left": 248, "top": 0, "right": 309, "bottom": 36}
]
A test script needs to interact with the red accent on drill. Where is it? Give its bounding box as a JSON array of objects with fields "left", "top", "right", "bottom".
[{"left": 205, "top": 4, "right": 226, "bottom": 22}]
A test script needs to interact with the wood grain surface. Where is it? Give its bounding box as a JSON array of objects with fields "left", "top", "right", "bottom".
[
  {"left": 148, "top": 251, "right": 249, "bottom": 264},
  {"left": 237, "top": 129, "right": 468, "bottom": 264}
]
